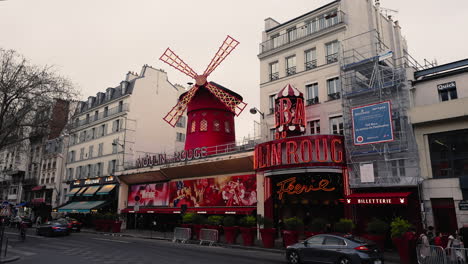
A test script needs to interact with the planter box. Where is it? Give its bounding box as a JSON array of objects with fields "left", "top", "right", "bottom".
[
  {"left": 239, "top": 227, "right": 257, "bottom": 246},
  {"left": 282, "top": 230, "right": 299, "bottom": 247},
  {"left": 223, "top": 226, "right": 239, "bottom": 244},
  {"left": 260, "top": 228, "right": 276, "bottom": 248},
  {"left": 112, "top": 221, "right": 122, "bottom": 233}
]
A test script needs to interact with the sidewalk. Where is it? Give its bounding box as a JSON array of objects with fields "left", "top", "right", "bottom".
[{"left": 81, "top": 228, "right": 401, "bottom": 263}]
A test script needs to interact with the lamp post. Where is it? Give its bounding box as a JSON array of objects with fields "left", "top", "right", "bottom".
[
  {"left": 250, "top": 107, "right": 265, "bottom": 139},
  {"left": 111, "top": 140, "right": 125, "bottom": 172}
]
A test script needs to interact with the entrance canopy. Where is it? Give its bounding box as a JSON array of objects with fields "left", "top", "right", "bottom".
[
  {"left": 58, "top": 201, "right": 107, "bottom": 213},
  {"left": 345, "top": 192, "right": 411, "bottom": 205},
  {"left": 121, "top": 207, "right": 256, "bottom": 215}
]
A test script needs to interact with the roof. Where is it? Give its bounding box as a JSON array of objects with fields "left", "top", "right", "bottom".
[
  {"left": 179, "top": 81, "right": 243, "bottom": 101},
  {"left": 266, "top": 0, "right": 340, "bottom": 33},
  {"left": 414, "top": 58, "right": 468, "bottom": 83}
]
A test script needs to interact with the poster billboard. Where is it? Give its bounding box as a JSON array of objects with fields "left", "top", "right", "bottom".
[
  {"left": 352, "top": 101, "right": 394, "bottom": 145},
  {"left": 128, "top": 183, "right": 169, "bottom": 207},
  {"left": 169, "top": 174, "right": 257, "bottom": 208}
]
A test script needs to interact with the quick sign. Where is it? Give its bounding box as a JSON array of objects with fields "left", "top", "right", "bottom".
[
  {"left": 352, "top": 101, "right": 394, "bottom": 145},
  {"left": 437, "top": 81, "right": 456, "bottom": 91}
]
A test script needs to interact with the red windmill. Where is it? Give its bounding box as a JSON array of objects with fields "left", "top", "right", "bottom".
[{"left": 160, "top": 35, "right": 247, "bottom": 150}]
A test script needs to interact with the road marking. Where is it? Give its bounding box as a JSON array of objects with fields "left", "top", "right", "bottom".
[
  {"left": 4, "top": 231, "right": 44, "bottom": 239},
  {"left": 7, "top": 248, "right": 37, "bottom": 256},
  {"left": 92, "top": 238, "right": 130, "bottom": 244}
]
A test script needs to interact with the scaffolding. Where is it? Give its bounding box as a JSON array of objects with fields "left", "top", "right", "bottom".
[{"left": 340, "top": 30, "right": 421, "bottom": 188}]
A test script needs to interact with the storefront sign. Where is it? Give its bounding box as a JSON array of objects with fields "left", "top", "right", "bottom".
[
  {"left": 346, "top": 197, "right": 407, "bottom": 205},
  {"left": 84, "top": 178, "right": 100, "bottom": 185},
  {"left": 254, "top": 135, "right": 345, "bottom": 171},
  {"left": 352, "top": 101, "right": 393, "bottom": 145},
  {"left": 128, "top": 183, "right": 169, "bottom": 207},
  {"left": 437, "top": 81, "right": 456, "bottom": 90},
  {"left": 135, "top": 147, "right": 208, "bottom": 168},
  {"left": 276, "top": 177, "right": 335, "bottom": 200},
  {"left": 69, "top": 176, "right": 117, "bottom": 187},
  {"left": 459, "top": 201, "right": 468, "bottom": 210}
]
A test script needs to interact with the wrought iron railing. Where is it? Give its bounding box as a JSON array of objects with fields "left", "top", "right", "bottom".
[
  {"left": 259, "top": 11, "right": 345, "bottom": 54},
  {"left": 305, "top": 60, "right": 317, "bottom": 70},
  {"left": 71, "top": 104, "right": 129, "bottom": 129},
  {"left": 306, "top": 97, "right": 319, "bottom": 105},
  {"left": 326, "top": 53, "right": 338, "bottom": 64},
  {"left": 286, "top": 66, "right": 297, "bottom": 76},
  {"left": 269, "top": 72, "right": 279, "bottom": 81}
]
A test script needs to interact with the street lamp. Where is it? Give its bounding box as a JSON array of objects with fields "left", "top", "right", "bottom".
[{"left": 249, "top": 107, "right": 264, "bottom": 119}]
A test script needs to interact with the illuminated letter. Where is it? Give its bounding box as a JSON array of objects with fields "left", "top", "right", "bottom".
[
  {"left": 315, "top": 137, "right": 328, "bottom": 162},
  {"left": 294, "top": 98, "right": 306, "bottom": 127},
  {"left": 271, "top": 143, "right": 282, "bottom": 166},
  {"left": 300, "top": 139, "right": 312, "bottom": 163},
  {"left": 279, "top": 98, "right": 292, "bottom": 126},
  {"left": 331, "top": 138, "right": 343, "bottom": 163},
  {"left": 286, "top": 141, "right": 299, "bottom": 164}
]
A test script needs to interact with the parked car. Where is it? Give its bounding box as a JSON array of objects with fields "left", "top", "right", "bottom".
[
  {"left": 36, "top": 220, "right": 70, "bottom": 237},
  {"left": 286, "top": 234, "right": 383, "bottom": 264},
  {"left": 59, "top": 218, "right": 82, "bottom": 232}
]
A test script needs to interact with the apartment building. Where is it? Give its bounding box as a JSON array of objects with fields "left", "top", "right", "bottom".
[
  {"left": 61, "top": 65, "right": 185, "bottom": 213},
  {"left": 410, "top": 59, "right": 468, "bottom": 233}
]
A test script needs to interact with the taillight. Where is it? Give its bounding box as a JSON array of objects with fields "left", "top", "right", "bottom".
[
  {"left": 68, "top": 223, "right": 72, "bottom": 228},
  {"left": 354, "top": 245, "right": 370, "bottom": 251},
  {"left": 52, "top": 226, "right": 60, "bottom": 230}
]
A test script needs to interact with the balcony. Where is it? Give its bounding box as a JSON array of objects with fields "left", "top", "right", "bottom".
[
  {"left": 269, "top": 72, "right": 279, "bottom": 81},
  {"left": 259, "top": 11, "right": 345, "bottom": 55},
  {"left": 328, "top": 92, "right": 341, "bottom": 100},
  {"left": 326, "top": 53, "right": 338, "bottom": 64},
  {"left": 71, "top": 103, "right": 129, "bottom": 130},
  {"left": 305, "top": 60, "right": 317, "bottom": 70},
  {"left": 306, "top": 97, "right": 319, "bottom": 105},
  {"left": 286, "top": 66, "right": 297, "bottom": 76}
]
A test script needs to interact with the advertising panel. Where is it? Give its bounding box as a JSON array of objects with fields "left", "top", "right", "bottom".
[
  {"left": 352, "top": 101, "right": 394, "bottom": 145},
  {"left": 128, "top": 183, "right": 169, "bottom": 207},
  {"left": 169, "top": 174, "right": 257, "bottom": 208}
]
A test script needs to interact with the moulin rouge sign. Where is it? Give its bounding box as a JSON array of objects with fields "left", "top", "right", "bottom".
[{"left": 136, "top": 147, "right": 208, "bottom": 168}]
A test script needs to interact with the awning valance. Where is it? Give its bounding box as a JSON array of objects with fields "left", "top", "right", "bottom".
[
  {"left": 345, "top": 192, "right": 411, "bottom": 205},
  {"left": 82, "top": 186, "right": 100, "bottom": 197},
  {"left": 66, "top": 187, "right": 82, "bottom": 197},
  {"left": 96, "top": 184, "right": 116, "bottom": 195},
  {"left": 31, "top": 185, "right": 45, "bottom": 191},
  {"left": 121, "top": 207, "right": 256, "bottom": 215},
  {"left": 76, "top": 187, "right": 88, "bottom": 196},
  {"left": 58, "top": 201, "right": 107, "bottom": 213}
]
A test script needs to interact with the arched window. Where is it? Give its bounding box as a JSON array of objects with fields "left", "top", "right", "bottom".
[
  {"left": 191, "top": 120, "right": 196, "bottom": 133},
  {"left": 225, "top": 121, "right": 231, "bottom": 133},
  {"left": 213, "top": 120, "right": 220, "bottom": 132},
  {"left": 200, "top": 119, "right": 208, "bottom": 132}
]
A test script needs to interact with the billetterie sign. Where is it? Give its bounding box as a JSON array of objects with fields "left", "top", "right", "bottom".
[
  {"left": 136, "top": 147, "right": 208, "bottom": 168},
  {"left": 254, "top": 135, "right": 345, "bottom": 171}
]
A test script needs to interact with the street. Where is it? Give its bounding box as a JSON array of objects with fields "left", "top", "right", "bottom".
[{"left": 3, "top": 229, "right": 285, "bottom": 264}]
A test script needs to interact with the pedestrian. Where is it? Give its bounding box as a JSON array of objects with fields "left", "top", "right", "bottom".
[
  {"left": 434, "top": 232, "right": 444, "bottom": 247},
  {"left": 447, "top": 232, "right": 465, "bottom": 263},
  {"left": 427, "top": 226, "right": 435, "bottom": 245},
  {"left": 36, "top": 215, "right": 42, "bottom": 227},
  {"left": 418, "top": 229, "right": 430, "bottom": 264}
]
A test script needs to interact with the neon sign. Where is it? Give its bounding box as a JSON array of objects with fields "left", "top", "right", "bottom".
[
  {"left": 276, "top": 177, "right": 336, "bottom": 200},
  {"left": 136, "top": 147, "right": 208, "bottom": 168}
]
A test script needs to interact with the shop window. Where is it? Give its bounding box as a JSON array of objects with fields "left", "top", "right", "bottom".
[
  {"left": 213, "top": 120, "right": 220, "bottom": 132},
  {"left": 431, "top": 198, "right": 458, "bottom": 233},
  {"left": 225, "top": 121, "right": 231, "bottom": 133},
  {"left": 191, "top": 120, "right": 196, "bottom": 133},
  {"left": 330, "top": 116, "right": 344, "bottom": 135},
  {"left": 429, "top": 129, "right": 468, "bottom": 178},
  {"left": 200, "top": 119, "right": 208, "bottom": 132}
]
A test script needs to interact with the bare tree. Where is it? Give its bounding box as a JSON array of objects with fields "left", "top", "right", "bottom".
[{"left": 0, "top": 48, "right": 79, "bottom": 149}]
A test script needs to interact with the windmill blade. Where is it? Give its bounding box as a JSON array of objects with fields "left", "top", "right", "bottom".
[
  {"left": 204, "top": 83, "right": 247, "bottom": 116},
  {"left": 163, "top": 86, "right": 200, "bottom": 127},
  {"left": 203, "top": 35, "right": 240, "bottom": 77},
  {"left": 159, "top": 48, "right": 198, "bottom": 79}
]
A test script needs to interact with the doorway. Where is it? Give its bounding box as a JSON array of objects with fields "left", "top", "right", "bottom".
[{"left": 431, "top": 198, "right": 458, "bottom": 234}]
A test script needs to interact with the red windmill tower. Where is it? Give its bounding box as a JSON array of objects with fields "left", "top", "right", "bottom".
[{"left": 159, "top": 35, "right": 247, "bottom": 151}]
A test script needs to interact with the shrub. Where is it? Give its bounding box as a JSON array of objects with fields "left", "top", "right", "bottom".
[
  {"left": 223, "top": 216, "right": 237, "bottom": 227},
  {"left": 257, "top": 215, "right": 274, "bottom": 229},
  {"left": 390, "top": 217, "right": 411, "bottom": 238},
  {"left": 308, "top": 218, "right": 327, "bottom": 232},
  {"left": 207, "top": 215, "right": 224, "bottom": 226},
  {"left": 192, "top": 214, "right": 206, "bottom": 225},
  {"left": 284, "top": 217, "right": 304, "bottom": 231},
  {"left": 334, "top": 218, "right": 355, "bottom": 233},
  {"left": 240, "top": 216, "right": 257, "bottom": 227},
  {"left": 366, "top": 218, "right": 389, "bottom": 235},
  {"left": 182, "top": 212, "right": 196, "bottom": 224}
]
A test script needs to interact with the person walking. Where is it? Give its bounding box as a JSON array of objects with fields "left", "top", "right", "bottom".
[
  {"left": 35, "top": 215, "right": 42, "bottom": 227},
  {"left": 447, "top": 232, "right": 465, "bottom": 263},
  {"left": 418, "top": 229, "right": 430, "bottom": 264}
]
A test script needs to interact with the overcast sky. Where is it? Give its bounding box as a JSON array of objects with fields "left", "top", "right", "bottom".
[{"left": 1, "top": 0, "right": 467, "bottom": 141}]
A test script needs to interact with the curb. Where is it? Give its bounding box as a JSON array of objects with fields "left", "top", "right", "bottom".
[
  {"left": 0, "top": 256, "right": 20, "bottom": 263},
  {"left": 81, "top": 229, "right": 171, "bottom": 241}
]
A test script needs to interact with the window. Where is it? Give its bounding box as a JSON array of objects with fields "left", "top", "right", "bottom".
[
  {"left": 79, "top": 131, "right": 85, "bottom": 142},
  {"left": 176, "top": 116, "right": 186, "bottom": 128},
  {"left": 68, "top": 151, "right": 75, "bottom": 163},
  {"left": 67, "top": 168, "right": 74, "bottom": 180},
  {"left": 79, "top": 148, "right": 84, "bottom": 160},
  {"left": 327, "top": 77, "right": 341, "bottom": 100},
  {"left": 76, "top": 166, "right": 81, "bottom": 179},
  {"left": 191, "top": 120, "right": 196, "bottom": 133},
  {"left": 94, "top": 111, "right": 99, "bottom": 121},
  {"left": 98, "top": 143, "right": 104, "bottom": 156},
  {"left": 391, "top": 159, "right": 406, "bottom": 177},
  {"left": 83, "top": 130, "right": 87, "bottom": 141},
  {"left": 286, "top": 56, "right": 296, "bottom": 76},
  {"left": 306, "top": 18, "right": 319, "bottom": 34},
  {"left": 87, "top": 164, "right": 91, "bottom": 177},
  {"left": 325, "top": 41, "right": 339, "bottom": 63},
  {"left": 113, "top": 119, "right": 121, "bottom": 132},
  {"left": 112, "top": 141, "right": 118, "bottom": 154},
  {"left": 269, "top": 94, "right": 276, "bottom": 114},
  {"left": 213, "top": 120, "right": 220, "bottom": 132},
  {"left": 118, "top": 101, "right": 123, "bottom": 112},
  {"left": 269, "top": 128, "right": 276, "bottom": 140},
  {"left": 287, "top": 27, "right": 296, "bottom": 42},
  {"left": 429, "top": 129, "right": 468, "bottom": 178},
  {"left": 109, "top": 160, "right": 117, "bottom": 175},
  {"left": 100, "top": 124, "right": 107, "bottom": 137},
  {"left": 200, "top": 119, "right": 208, "bottom": 132},
  {"left": 324, "top": 236, "right": 345, "bottom": 245},
  {"left": 86, "top": 114, "right": 90, "bottom": 124},
  {"left": 438, "top": 82, "right": 458, "bottom": 102},
  {"left": 91, "top": 128, "right": 96, "bottom": 139},
  {"left": 104, "top": 106, "right": 109, "bottom": 117},
  {"left": 306, "top": 236, "right": 324, "bottom": 245},
  {"left": 325, "top": 10, "right": 339, "bottom": 27},
  {"left": 305, "top": 49, "right": 317, "bottom": 70},
  {"left": 96, "top": 163, "right": 103, "bottom": 177},
  {"left": 330, "top": 116, "right": 344, "bottom": 135},
  {"left": 89, "top": 145, "right": 94, "bottom": 158},
  {"left": 309, "top": 120, "right": 320, "bottom": 134},
  {"left": 306, "top": 83, "right": 319, "bottom": 105},
  {"left": 269, "top": 61, "right": 279, "bottom": 81},
  {"left": 176, "top": 132, "right": 185, "bottom": 142},
  {"left": 271, "top": 34, "right": 280, "bottom": 49},
  {"left": 224, "top": 121, "right": 231, "bottom": 133}
]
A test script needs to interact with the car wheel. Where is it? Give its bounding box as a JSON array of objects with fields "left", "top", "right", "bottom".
[
  {"left": 287, "top": 251, "right": 301, "bottom": 264},
  {"left": 337, "top": 257, "right": 351, "bottom": 264}
]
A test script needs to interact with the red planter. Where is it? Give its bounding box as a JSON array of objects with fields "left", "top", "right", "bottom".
[
  {"left": 363, "top": 234, "right": 385, "bottom": 251},
  {"left": 102, "top": 220, "right": 112, "bottom": 232},
  {"left": 223, "top": 226, "right": 239, "bottom": 244},
  {"left": 112, "top": 221, "right": 122, "bottom": 233},
  {"left": 393, "top": 237, "right": 410, "bottom": 264},
  {"left": 260, "top": 228, "right": 276, "bottom": 248},
  {"left": 240, "top": 227, "right": 257, "bottom": 246},
  {"left": 282, "top": 230, "right": 299, "bottom": 247}
]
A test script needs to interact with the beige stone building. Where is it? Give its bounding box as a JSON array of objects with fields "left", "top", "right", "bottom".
[{"left": 410, "top": 59, "right": 468, "bottom": 232}]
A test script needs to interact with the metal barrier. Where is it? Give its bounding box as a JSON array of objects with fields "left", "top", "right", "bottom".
[
  {"left": 199, "top": 229, "right": 218, "bottom": 246},
  {"left": 445, "top": 247, "right": 467, "bottom": 264},
  {"left": 417, "top": 245, "right": 447, "bottom": 264},
  {"left": 172, "top": 227, "right": 191, "bottom": 243}
]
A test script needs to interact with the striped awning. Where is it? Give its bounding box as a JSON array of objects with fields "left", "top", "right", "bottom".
[
  {"left": 66, "top": 187, "right": 82, "bottom": 197},
  {"left": 76, "top": 187, "right": 88, "bottom": 196},
  {"left": 82, "top": 186, "right": 100, "bottom": 196},
  {"left": 96, "top": 184, "right": 116, "bottom": 195},
  {"left": 58, "top": 201, "right": 107, "bottom": 213}
]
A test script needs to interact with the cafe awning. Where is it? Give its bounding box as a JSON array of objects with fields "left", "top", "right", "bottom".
[
  {"left": 121, "top": 207, "right": 256, "bottom": 215},
  {"left": 96, "top": 184, "right": 116, "bottom": 195},
  {"left": 76, "top": 187, "right": 88, "bottom": 196},
  {"left": 82, "top": 186, "right": 100, "bottom": 197},
  {"left": 66, "top": 187, "right": 82, "bottom": 197},
  {"left": 345, "top": 192, "right": 411, "bottom": 205},
  {"left": 58, "top": 201, "right": 107, "bottom": 213}
]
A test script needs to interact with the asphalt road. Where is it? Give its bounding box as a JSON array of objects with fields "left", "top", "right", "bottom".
[{"left": 3, "top": 229, "right": 285, "bottom": 264}]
